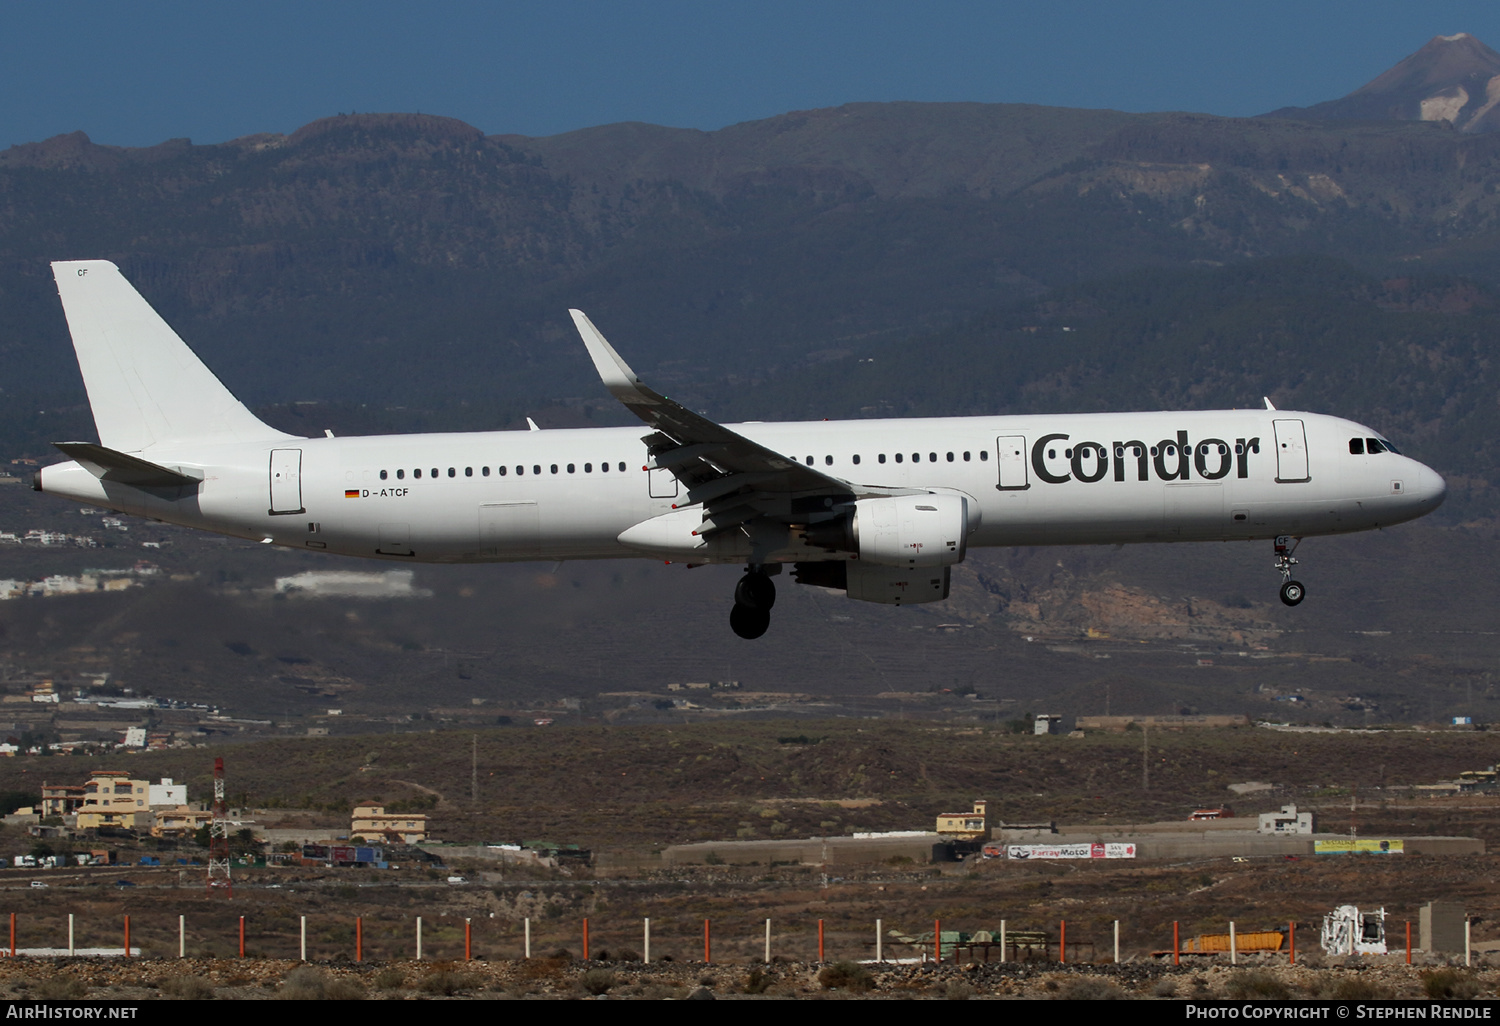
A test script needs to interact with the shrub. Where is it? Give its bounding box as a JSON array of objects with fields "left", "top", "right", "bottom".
[
  {"left": 372, "top": 968, "right": 406, "bottom": 990},
  {"left": 1329, "top": 977, "right": 1393, "bottom": 1000},
  {"left": 817, "top": 961, "right": 873, "bottom": 994},
  {"left": 278, "top": 967, "right": 365, "bottom": 1000},
  {"left": 1059, "top": 978, "right": 1127, "bottom": 1000},
  {"left": 579, "top": 969, "right": 616, "bottom": 996},
  {"left": 159, "top": 975, "right": 215, "bottom": 999},
  {"left": 32, "top": 978, "right": 85, "bottom": 1000},
  {"left": 417, "top": 971, "right": 482, "bottom": 996},
  {"left": 1422, "top": 969, "right": 1480, "bottom": 1000},
  {"left": 1226, "top": 971, "right": 1291, "bottom": 1000}
]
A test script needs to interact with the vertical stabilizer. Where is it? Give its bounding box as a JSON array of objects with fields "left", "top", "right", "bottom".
[{"left": 50, "top": 260, "right": 295, "bottom": 452}]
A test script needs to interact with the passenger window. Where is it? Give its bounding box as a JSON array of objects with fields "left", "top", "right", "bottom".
[
  {"left": 601, "top": 461, "right": 609, "bottom": 472},
  {"left": 805, "top": 456, "right": 813, "bottom": 466},
  {"left": 397, "top": 469, "right": 405, "bottom": 480},
  {"left": 894, "top": 453, "right": 903, "bottom": 463},
  {"left": 567, "top": 464, "right": 575, "bottom": 473},
  {"left": 551, "top": 464, "right": 559, "bottom": 474},
  {"left": 946, "top": 452, "right": 954, "bottom": 462},
  {"left": 980, "top": 451, "right": 988, "bottom": 461},
  {"left": 852, "top": 454, "right": 861, "bottom": 465},
  {"left": 1365, "top": 438, "right": 1384, "bottom": 454},
  {"left": 448, "top": 467, "right": 456, "bottom": 478},
  {"left": 431, "top": 468, "right": 438, "bottom": 478},
  {"left": 414, "top": 469, "right": 422, "bottom": 479},
  {"left": 825, "top": 455, "right": 833, "bottom": 466},
  {"left": 912, "top": 453, "right": 920, "bottom": 462},
  {"left": 533, "top": 465, "right": 541, "bottom": 475},
  {"left": 380, "top": 470, "right": 388, "bottom": 480},
  {"left": 930, "top": 453, "right": 937, "bottom": 462},
  {"left": 585, "top": 463, "right": 592, "bottom": 473},
  {"left": 516, "top": 466, "right": 524, "bottom": 476},
  {"left": 618, "top": 462, "right": 626, "bottom": 472},
  {"left": 963, "top": 452, "right": 970, "bottom": 461},
  {"left": 1048, "top": 449, "right": 1056, "bottom": 459},
  {"left": 878, "top": 454, "right": 886, "bottom": 464}
]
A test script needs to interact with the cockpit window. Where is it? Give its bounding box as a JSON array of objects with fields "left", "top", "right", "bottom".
[
  {"left": 1365, "top": 438, "right": 1385, "bottom": 454},
  {"left": 1349, "top": 438, "right": 1365, "bottom": 455},
  {"left": 1379, "top": 437, "right": 1401, "bottom": 455}
]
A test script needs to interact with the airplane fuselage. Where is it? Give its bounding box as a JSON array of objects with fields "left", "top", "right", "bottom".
[
  {"left": 33, "top": 259, "right": 1449, "bottom": 634},
  {"left": 38, "top": 409, "right": 1446, "bottom": 563}
]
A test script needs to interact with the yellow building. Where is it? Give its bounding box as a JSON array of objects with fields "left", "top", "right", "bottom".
[
  {"left": 150, "top": 806, "right": 211, "bottom": 839},
  {"left": 936, "top": 799, "right": 988, "bottom": 839},
  {"left": 351, "top": 804, "right": 428, "bottom": 844},
  {"left": 76, "top": 770, "right": 151, "bottom": 830}
]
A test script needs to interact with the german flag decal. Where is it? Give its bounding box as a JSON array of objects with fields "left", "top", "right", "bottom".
[{"left": 345, "top": 489, "right": 360, "bottom": 498}]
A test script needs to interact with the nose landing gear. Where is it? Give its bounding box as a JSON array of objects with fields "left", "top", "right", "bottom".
[
  {"left": 1274, "top": 535, "right": 1305, "bottom": 606},
  {"left": 730, "top": 565, "right": 777, "bottom": 639}
]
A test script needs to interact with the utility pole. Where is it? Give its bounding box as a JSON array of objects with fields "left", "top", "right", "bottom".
[
  {"left": 471, "top": 735, "right": 479, "bottom": 808},
  {"left": 1141, "top": 725, "right": 1149, "bottom": 791}
]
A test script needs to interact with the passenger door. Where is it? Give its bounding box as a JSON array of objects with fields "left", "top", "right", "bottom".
[
  {"left": 268, "top": 449, "right": 304, "bottom": 514},
  {"left": 1272, "top": 420, "right": 1310, "bottom": 483}
]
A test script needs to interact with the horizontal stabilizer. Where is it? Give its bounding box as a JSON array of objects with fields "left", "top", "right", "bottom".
[{"left": 52, "top": 442, "right": 202, "bottom": 489}]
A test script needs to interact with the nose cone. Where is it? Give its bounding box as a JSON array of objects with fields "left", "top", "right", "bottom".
[{"left": 1415, "top": 462, "right": 1447, "bottom": 511}]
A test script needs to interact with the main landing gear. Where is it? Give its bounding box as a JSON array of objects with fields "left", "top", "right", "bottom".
[
  {"left": 730, "top": 565, "right": 777, "bottom": 639},
  {"left": 1274, "top": 535, "right": 1305, "bottom": 607}
]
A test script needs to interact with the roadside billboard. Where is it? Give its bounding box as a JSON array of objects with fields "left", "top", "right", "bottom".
[
  {"left": 1313, "top": 839, "right": 1403, "bottom": 854},
  {"left": 1005, "top": 842, "right": 1136, "bottom": 860}
]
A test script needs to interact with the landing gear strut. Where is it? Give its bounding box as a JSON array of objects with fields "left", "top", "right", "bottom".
[
  {"left": 730, "top": 566, "right": 776, "bottom": 639},
  {"left": 1274, "top": 535, "right": 1305, "bottom": 607}
]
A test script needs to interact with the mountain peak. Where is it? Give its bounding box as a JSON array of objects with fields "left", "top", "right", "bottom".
[{"left": 1264, "top": 33, "right": 1500, "bottom": 132}]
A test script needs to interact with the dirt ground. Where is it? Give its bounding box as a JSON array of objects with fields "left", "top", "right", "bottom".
[{"left": 0, "top": 955, "right": 1495, "bottom": 1000}]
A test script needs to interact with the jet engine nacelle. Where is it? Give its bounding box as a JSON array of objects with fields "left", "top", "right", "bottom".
[{"left": 804, "top": 492, "right": 971, "bottom": 568}]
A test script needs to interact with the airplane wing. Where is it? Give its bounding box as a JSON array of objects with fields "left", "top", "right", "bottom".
[{"left": 571, "top": 310, "right": 858, "bottom": 536}]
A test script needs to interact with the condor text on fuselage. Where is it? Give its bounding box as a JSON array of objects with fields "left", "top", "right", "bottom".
[{"left": 34, "top": 261, "right": 1446, "bottom": 638}]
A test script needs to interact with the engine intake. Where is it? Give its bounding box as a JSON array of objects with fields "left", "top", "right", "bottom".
[{"left": 802, "top": 493, "right": 970, "bottom": 567}]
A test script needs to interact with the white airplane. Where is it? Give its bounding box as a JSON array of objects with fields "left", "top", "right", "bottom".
[{"left": 36, "top": 260, "right": 1447, "bottom": 638}]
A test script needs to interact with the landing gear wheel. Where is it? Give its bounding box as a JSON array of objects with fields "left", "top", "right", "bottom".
[
  {"left": 1279, "top": 580, "right": 1305, "bottom": 607},
  {"left": 734, "top": 571, "right": 776, "bottom": 610},
  {"left": 730, "top": 603, "right": 771, "bottom": 639}
]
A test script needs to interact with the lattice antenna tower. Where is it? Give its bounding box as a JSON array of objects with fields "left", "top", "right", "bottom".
[{"left": 206, "top": 756, "right": 232, "bottom": 896}]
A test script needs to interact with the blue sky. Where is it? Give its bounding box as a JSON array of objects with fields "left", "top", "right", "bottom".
[{"left": 3, "top": 1, "right": 1499, "bottom": 150}]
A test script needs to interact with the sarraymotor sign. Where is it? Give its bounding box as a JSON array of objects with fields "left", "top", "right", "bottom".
[{"left": 1006, "top": 842, "right": 1136, "bottom": 860}]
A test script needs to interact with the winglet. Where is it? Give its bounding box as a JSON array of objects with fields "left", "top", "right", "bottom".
[
  {"left": 1263, "top": 396, "right": 1277, "bottom": 411},
  {"left": 570, "top": 309, "right": 656, "bottom": 406}
]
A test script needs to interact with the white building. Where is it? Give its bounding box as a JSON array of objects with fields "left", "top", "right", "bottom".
[
  {"left": 148, "top": 778, "right": 186, "bottom": 807},
  {"left": 1258, "top": 804, "right": 1315, "bottom": 835}
]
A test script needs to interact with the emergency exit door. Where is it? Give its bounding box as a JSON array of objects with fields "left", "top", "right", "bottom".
[{"left": 995, "top": 435, "right": 1029, "bottom": 490}]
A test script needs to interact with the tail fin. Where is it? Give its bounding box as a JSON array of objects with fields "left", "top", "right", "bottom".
[{"left": 51, "top": 260, "right": 295, "bottom": 452}]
